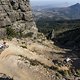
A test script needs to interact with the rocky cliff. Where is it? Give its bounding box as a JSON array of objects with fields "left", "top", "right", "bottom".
[{"left": 0, "top": 0, "right": 38, "bottom": 38}]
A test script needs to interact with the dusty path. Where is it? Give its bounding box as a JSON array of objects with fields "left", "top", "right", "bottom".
[{"left": 0, "top": 41, "right": 52, "bottom": 80}]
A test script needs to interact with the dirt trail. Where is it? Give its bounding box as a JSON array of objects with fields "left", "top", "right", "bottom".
[{"left": 0, "top": 42, "right": 51, "bottom": 80}]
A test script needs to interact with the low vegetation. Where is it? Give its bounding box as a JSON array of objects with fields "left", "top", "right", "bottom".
[
  {"left": 20, "top": 45, "right": 27, "bottom": 49},
  {"left": 24, "top": 32, "right": 34, "bottom": 38},
  {"left": 36, "top": 19, "right": 80, "bottom": 36},
  {"left": 6, "top": 27, "right": 16, "bottom": 39}
]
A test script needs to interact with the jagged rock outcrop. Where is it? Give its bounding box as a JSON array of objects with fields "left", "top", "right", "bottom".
[
  {"left": 47, "top": 29, "right": 54, "bottom": 40},
  {"left": 0, "top": 0, "right": 38, "bottom": 38}
]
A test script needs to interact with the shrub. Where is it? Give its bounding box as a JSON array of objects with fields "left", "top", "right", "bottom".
[
  {"left": 58, "top": 70, "right": 65, "bottom": 76},
  {"left": 30, "top": 60, "right": 41, "bottom": 66},
  {"left": 20, "top": 45, "right": 27, "bottom": 49},
  {"left": 77, "top": 69, "right": 80, "bottom": 76},
  {"left": 49, "top": 66, "right": 58, "bottom": 70},
  {"left": 19, "top": 29, "right": 23, "bottom": 38},
  {"left": 6, "top": 27, "right": 16, "bottom": 38},
  {"left": 24, "top": 32, "right": 33, "bottom": 37}
]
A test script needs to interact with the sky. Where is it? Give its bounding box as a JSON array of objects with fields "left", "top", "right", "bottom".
[{"left": 30, "top": 0, "right": 80, "bottom": 7}]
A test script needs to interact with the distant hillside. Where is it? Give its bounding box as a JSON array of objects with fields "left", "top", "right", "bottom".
[
  {"left": 33, "top": 3, "right": 80, "bottom": 21},
  {"left": 36, "top": 19, "right": 80, "bottom": 35},
  {"left": 36, "top": 19, "right": 80, "bottom": 49},
  {"left": 55, "top": 28, "right": 80, "bottom": 49}
]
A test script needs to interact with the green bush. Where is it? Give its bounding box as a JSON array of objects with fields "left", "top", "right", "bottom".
[{"left": 6, "top": 27, "right": 16, "bottom": 38}]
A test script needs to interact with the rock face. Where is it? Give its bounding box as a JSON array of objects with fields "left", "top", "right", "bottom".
[{"left": 0, "top": 0, "right": 38, "bottom": 38}]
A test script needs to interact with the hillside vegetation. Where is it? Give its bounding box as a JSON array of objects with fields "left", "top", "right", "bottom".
[
  {"left": 36, "top": 19, "right": 80, "bottom": 35},
  {"left": 36, "top": 19, "right": 80, "bottom": 50}
]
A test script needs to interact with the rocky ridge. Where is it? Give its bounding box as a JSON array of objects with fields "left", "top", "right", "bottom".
[{"left": 0, "top": 0, "right": 38, "bottom": 38}]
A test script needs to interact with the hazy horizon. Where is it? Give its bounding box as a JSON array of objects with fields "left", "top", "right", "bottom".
[{"left": 30, "top": 0, "right": 80, "bottom": 7}]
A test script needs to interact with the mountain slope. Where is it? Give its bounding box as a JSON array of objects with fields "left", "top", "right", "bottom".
[
  {"left": 54, "top": 28, "right": 80, "bottom": 49},
  {"left": 0, "top": 37, "right": 67, "bottom": 80},
  {"left": 33, "top": 3, "right": 80, "bottom": 21},
  {"left": 0, "top": 41, "right": 53, "bottom": 80}
]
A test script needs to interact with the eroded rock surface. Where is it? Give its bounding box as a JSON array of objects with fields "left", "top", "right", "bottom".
[{"left": 0, "top": 0, "right": 37, "bottom": 37}]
